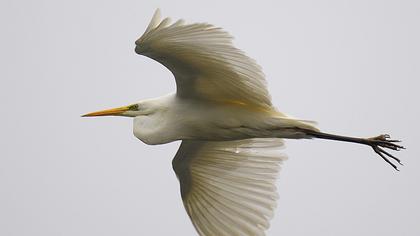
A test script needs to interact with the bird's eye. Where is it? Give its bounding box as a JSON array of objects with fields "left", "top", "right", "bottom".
[{"left": 128, "top": 104, "right": 139, "bottom": 111}]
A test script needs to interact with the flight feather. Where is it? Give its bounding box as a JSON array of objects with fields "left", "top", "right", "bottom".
[
  {"left": 135, "top": 9, "right": 273, "bottom": 108},
  {"left": 172, "top": 138, "right": 287, "bottom": 236}
]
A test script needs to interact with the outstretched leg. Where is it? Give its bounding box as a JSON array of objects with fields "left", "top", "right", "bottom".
[{"left": 302, "top": 129, "right": 405, "bottom": 171}]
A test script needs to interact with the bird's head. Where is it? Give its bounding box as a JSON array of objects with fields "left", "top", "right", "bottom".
[
  {"left": 82, "top": 103, "right": 142, "bottom": 118},
  {"left": 83, "top": 97, "right": 169, "bottom": 144}
]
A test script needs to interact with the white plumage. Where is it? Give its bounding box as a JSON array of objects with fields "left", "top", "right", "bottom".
[
  {"left": 135, "top": 9, "right": 272, "bottom": 108},
  {"left": 172, "top": 139, "right": 286, "bottom": 236},
  {"left": 83, "top": 8, "right": 404, "bottom": 236},
  {"left": 130, "top": 10, "right": 315, "bottom": 235}
]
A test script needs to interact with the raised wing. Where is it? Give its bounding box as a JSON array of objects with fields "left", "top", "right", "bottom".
[
  {"left": 172, "top": 138, "right": 287, "bottom": 236},
  {"left": 135, "top": 9, "right": 272, "bottom": 109}
]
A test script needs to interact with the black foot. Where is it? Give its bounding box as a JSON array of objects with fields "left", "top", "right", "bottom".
[{"left": 367, "top": 134, "right": 405, "bottom": 171}]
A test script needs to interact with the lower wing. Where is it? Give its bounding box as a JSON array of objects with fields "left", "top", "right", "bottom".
[{"left": 172, "top": 138, "right": 287, "bottom": 236}]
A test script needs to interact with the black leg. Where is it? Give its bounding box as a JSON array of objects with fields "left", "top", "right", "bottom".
[{"left": 302, "top": 130, "right": 405, "bottom": 171}]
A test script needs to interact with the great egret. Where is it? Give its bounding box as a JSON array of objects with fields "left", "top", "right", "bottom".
[{"left": 83, "top": 9, "right": 404, "bottom": 236}]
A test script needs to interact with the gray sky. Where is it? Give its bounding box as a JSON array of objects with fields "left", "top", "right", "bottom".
[{"left": 1, "top": 0, "right": 419, "bottom": 235}]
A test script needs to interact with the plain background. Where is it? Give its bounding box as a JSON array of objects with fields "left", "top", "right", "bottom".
[{"left": 1, "top": 0, "right": 419, "bottom": 235}]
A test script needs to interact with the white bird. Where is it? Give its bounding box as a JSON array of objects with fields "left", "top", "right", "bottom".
[{"left": 83, "top": 9, "right": 404, "bottom": 236}]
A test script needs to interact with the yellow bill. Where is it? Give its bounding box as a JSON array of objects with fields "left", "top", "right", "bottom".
[{"left": 82, "top": 105, "right": 131, "bottom": 117}]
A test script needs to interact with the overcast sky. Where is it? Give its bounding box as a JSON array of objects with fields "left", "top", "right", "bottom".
[{"left": 1, "top": 0, "right": 419, "bottom": 235}]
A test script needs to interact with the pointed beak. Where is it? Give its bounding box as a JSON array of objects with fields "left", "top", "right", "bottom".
[{"left": 82, "top": 105, "right": 131, "bottom": 117}]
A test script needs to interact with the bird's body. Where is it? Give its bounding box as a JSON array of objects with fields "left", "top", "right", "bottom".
[
  {"left": 83, "top": 9, "right": 404, "bottom": 236},
  {"left": 133, "top": 93, "right": 317, "bottom": 145}
]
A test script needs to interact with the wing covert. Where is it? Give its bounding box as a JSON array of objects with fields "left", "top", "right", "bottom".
[
  {"left": 172, "top": 138, "right": 287, "bottom": 236},
  {"left": 135, "top": 9, "right": 272, "bottom": 108}
]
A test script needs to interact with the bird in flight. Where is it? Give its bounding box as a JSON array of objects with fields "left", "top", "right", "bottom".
[{"left": 83, "top": 9, "right": 404, "bottom": 236}]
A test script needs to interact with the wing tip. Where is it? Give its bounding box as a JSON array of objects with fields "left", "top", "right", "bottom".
[{"left": 146, "top": 8, "right": 162, "bottom": 32}]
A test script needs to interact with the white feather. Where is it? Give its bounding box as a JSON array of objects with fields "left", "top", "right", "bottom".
[
  {"left": 172, "top": 138, "right": 287, "bottom": 236},
  {"left": 135, "top": 9, "right": 272, "bottom": 109}
]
